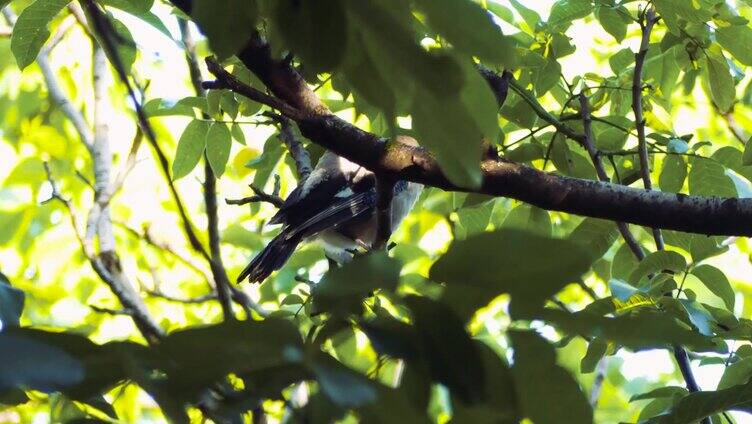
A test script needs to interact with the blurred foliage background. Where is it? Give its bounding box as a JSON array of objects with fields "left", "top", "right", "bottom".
[{"left": 3, "top": 0, "right": 752, "bottom": 423}]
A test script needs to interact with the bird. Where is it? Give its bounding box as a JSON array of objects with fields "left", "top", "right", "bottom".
[{"left": 236, "top": 136, "right": 423, "bottom": 283}]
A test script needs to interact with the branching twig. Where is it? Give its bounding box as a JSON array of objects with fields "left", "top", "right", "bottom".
[
  {"left": 90, "top": 305, "right": 132, "bottom": 316},
  {"left": 265, "top": 112, "right": 313, "bottom": 180},
  {"left": 80, "top": 0, "right": 209, "bottom": 261},
  {"left": 632, "top": 7, "right": 664, "bottom": 251},
  {"left": 203, "top": 57, "right": 305, "bottom": 120},
  {"left": 579, "top": 93, "right": 645, "bottom": 260},
  {"left": 226, "top": 178, "right": 285, "bottom": 208},
  {"left": 145, "top": 290, "right": 217, "bottom": 304}
]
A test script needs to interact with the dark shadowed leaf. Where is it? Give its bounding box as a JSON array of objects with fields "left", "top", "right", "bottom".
[
  {"left": 0, "top": 332, "right": 84, "bottom": 393},
  {"left": 415, "top": 0, "right": 516, "bottom": 66},
  {"left": 191, "top": 0, "right": 257, "bottom": 60},
  {"left": 405, "top": 295, "right": 485, "bottom": 404},
  {"left": 540, "top": 308, "right": 717, "bottom": 351},
  {"left": 650, "top": 379, "right": 752, "bottom": 423},
  {"left": 313, "top": 252, "right": 401, "bottom": 314},
  {"left": 628, "top": 250, "right": 686, "bottom": 285},
  {"left": 309, "top": 352, "right": 377, "bottom": 408},
  {"left": 431, "top": 229, "right": 591, "bottom": 317},
  {"left": 510, "top": 330, "right": 592, "bottom": 424},
  {"left": 0, "top": 273, "right": 24, "bottom": 327}
]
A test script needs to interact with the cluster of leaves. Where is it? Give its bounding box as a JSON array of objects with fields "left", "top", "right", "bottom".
[{"left": 6, "top": 0, "right": 752, "bottom": 422}]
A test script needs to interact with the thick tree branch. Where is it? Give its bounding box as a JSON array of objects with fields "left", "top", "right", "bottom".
[
  {"left": 200, "top": 35, "right": 752, "bottom": 238},
  {"left": 43, "top": 162, "right": 164, "bottom": 344}
]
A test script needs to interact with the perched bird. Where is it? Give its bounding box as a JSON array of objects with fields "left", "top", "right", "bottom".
[{"left": 237, "top": 137, "right": 423, "bottom": 283}]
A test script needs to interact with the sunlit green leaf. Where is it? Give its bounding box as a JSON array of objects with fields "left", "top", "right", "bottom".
[
  {"left": 172, "top": 119, "right": 209, "bottom": 180},
  {"left": 10, "top": 0, "right": 72, "bottom": 70}
]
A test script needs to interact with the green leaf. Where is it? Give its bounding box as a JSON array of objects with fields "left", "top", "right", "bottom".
[
  {"left": 628, "top": 250, "right": 686, "bottom": 285},
  {"left": 415, "top": 0, "right": 516, "bottom": 66},
  {"left": 451, "top": 341, "right": 517, "bottom": 422},
  {"left": 654, "top": 379, "right": 752, "bottom": 423},
  {"left": 540, "top": 308, "right": 717, "bottom": 351},
  {"left": 596, "top": 5, "right": 629, "bottom": 42},
  {"left": 688, "top": 157, "right": 737, "bottom": 198},
  {"left": 230, "top": 123, "right": 246, "bottom": 145},
  {"left": 509, "top": 0, "right": 541, "bottom": 31},
  {"left": 313, "top": 253, "right": 401, "bottom": 315},
  {"left": 107, "top": 16, "right": 137, "bottom": 74},
  {"left": 404, "top": 296, "right": 485, "bottom": 404},
  {"left": 569, "top": 218, "right": 619, "bottom": 263},
  {"left": 309, "top": 352, "right": 377, "bottom": 409},
  {"left": 191, "top": 0, "right": 258, "bottom": 60},
  {"left": 99, "top": 0, "right": 153, "bottom": 14},
  {"left": 547, "top": 0, "right": 593, "bottom": 30},
  {"left": 718, "top": 357, "right": 752, "bottom": 390},
  {"left": 717, "top": 25, "right": 752, "bottom": 66},
  {"left": 630, "top": 386, "right": 688, "bottom": 402},
  {"left": 273, "top": 0, "right": 346, "bottom": 73},
  {"left": 10, "top": 0, "right": 72, "bottom": 70},
  {"left": 430, "top": 229, "right": 591, "bottom": 317},
  {"left": 580, "top": 338, "right": 607, "bottom": 374},
  {"left": 171, "top": 120, "right": 209, "bottom": 180},
  {"left": 659, "top": 155, "right": 687, "bottom": 193},
  {"left": 743, "top": 136, "right": 752, "bottom": 166},
  {"left": 0, "top": 332, "right": 84, "bottom": 393},
  {"left": 691, "top": 265, "right": 735, "bottom": 312},
  {"left": 502, "top": 204, "right": 552, "bottom": 237},
  {"left": 206, "top": 122, "right": 232, "bottom": 177},
  {"left": 0, "top": 273, "right": 24, "bottom": 327},
  {"left": 157, "top": 319, "right": 304, "bottom": 394},
  {"left": 510, "top": 330, "right": 593, "bottom": 423},
  {"left": 704, "top": 46, "right": 735, "bottom": 113}
]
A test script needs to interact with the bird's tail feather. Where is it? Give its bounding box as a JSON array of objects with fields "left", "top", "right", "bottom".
[{"left": 236, "top": 232, "right": 301, "bottom": 283}]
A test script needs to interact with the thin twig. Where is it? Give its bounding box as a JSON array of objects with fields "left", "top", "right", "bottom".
[
  {"left": 265, "top": 112, "right": 313, "bottom": 180},
  {"left": 203, "top": 57, "right": 305, "bottom": 120},
  {"left": 226, "top": 179, "right": 285, "bottom": 208},
  {"left": 145, "top": 290, "right": 217, "bottom": 304},
  {"left": 90, "top": 305, "right": 132, "bottom": 316},
  {"left": 632, "top": 7, "right": 664, "bottom": 251},
  {"left": 80, "top": 0, "right": 210, "bottom": 261},
  {"left": 579, "top": 93, "right": 645, "bottom": 260}
]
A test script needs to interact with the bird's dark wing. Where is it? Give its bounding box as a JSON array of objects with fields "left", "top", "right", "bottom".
[
  {"left": 270, "top": 168, "right": 376, "bottom": 228},
  {"left": 237, "top": 189, "right": 377, "bottom": 283}
]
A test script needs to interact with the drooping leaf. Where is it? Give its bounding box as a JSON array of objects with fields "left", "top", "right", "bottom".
[
  {"left": 272, "top": 0, "right": 347, "bottom": 73},
  {"left": 540, "top": 308, "right": 717, "bottom": 351},
  {"left": 205, "top": 122, "right": 232, "bottom": 177},
  {"left": 628, "top": 250, "right": 686, "bottom": 285},
  {"left": 510, "top": 330, "right": 593, "bottom": 424},
  {"left": 651, "top": 379, "right": 752, "bottom": 423},
  {"left": 716, "top": 25, "right": 752, "bottom": 66},
  {"left": 0, "top": 333, "right": 84, "bottom": 393},
  {"left": 404, "top": 295, "right": 485, "bottom": 404},
  {"left": 691, "top": 265, "right": 735, "bottom": 312},
  {"left": 659, "top": 155, "right": 687, "bottom": 193},
  {"left": 595, "top": 5, "right": 629, "bottom": 42},
  {"left": 309, "top": 352, "right": 378, "bottom": 409},
  {"left": 688, "top": 157, "right": 737, "bottom": 198},
  {"left": 172, "top": 119, "right": 209, "bottom": 180},
  {"left": 0, "top": 273, "right": 24, "bottom": 327},
  {"left": 431, "top": 229, "right": 591, "bottom": 317},
  {"left": 313, "top": 253, "right": 401, "bottom": 315},
  {"left": 704, "top": 45, "right": 735, "bottom": 113},
  {"left": 191, "top": 0, "right": 257, "bottom": 60},
  {"left": 10, "top": 0, "right": 72, "bottom": 70},
  {"left": 415, "top": 0, "right": 516, "bottom": 66}
]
